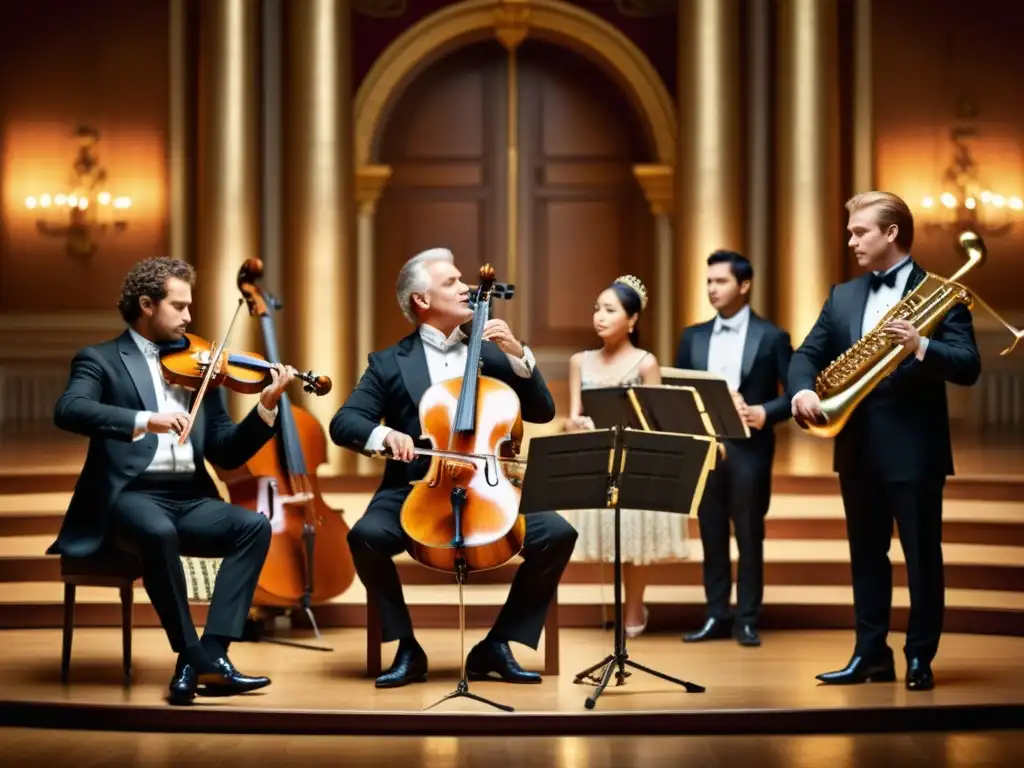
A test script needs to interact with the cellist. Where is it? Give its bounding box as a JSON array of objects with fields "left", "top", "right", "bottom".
[
  {"left": 48, "top": 257, "right": 296, "bottom": 705},
  {"left": 331, "top": 247, "right": 578, "bottom": 689}
]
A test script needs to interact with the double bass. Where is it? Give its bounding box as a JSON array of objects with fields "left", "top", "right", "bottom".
[
  {"left": 210, "top": 259, "right": 356, "bottom": 627},
  {"left": 391, "top": 264, "right": 527, "bottom": 577}
]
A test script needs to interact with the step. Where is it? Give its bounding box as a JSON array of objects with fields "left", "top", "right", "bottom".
[
  {"left": 2, "top": 491, "right": 1022, "bottom": 525},
  {"left": 4, "top": 580, "right": 1024, "bottom": 612},
  {"left": 4, "top": 534, "right": 1022, "bottom": 567}
]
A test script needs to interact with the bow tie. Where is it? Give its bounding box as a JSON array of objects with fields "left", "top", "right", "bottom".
[{"left": 869, "top": 261, "right": 909, "bottom": 292}]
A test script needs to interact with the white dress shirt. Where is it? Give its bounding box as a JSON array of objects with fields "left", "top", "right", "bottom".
[
  {"left": 128, "top": 327, "right": 277, "bottom": 473},
  {"left": 364, "top": 323, "right": 536, "bottom": 452},
  {"left": 707, "top": 304, "right": 749, "bottom": 392},
  {"left": 792, "top": 255, "right": 928, "bottom": 404}
]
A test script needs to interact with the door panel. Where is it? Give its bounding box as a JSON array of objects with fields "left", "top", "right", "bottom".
[{"left": 375, "top": 40, "right": 654, "bottom": 359}]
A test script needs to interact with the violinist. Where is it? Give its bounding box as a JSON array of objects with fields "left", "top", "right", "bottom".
[
  {"left": 331, "top": 247, "right": 578, "bottom": 689},
  {"left": 47, "top": 257, "right": 296, "bottom": 706}
]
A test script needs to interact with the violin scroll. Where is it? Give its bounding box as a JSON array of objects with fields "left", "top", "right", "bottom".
[{"left": 300, "top": 372, "right": 332, "bottom": 396}]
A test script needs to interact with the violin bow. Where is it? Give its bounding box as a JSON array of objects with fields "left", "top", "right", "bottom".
[{"left": 177, "top": 297, "right": 245, "bottom": 446}]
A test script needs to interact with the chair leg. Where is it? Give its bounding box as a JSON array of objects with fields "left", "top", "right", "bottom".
[
  {"left": 366, "top": 599, "right": 382, "bottom": 678},
  {"left": 61, "top": 583, "right": 76, "bottom": 684},
  {"left": 543, "top": 598, "right": 560, "bottom": 676},
  {"left": 120, "top": 583, "right": 134, "bottom": 685}
]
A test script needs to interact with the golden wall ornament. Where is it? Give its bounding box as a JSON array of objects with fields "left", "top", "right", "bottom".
[
  {"left": 24, "top": 126, "right": 132, "bottom": 257},
  {"left": 494, "top": 0, "right": 531, "bottom": 50}
]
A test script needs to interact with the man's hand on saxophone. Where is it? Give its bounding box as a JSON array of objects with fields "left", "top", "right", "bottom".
[
  {"left": 792, "top": 390, "right": 824, "bottom": 424},
  {"left": 884, "top": 318, "right": 927, "bottom": 360}
]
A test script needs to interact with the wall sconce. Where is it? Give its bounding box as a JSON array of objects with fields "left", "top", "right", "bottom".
[
  {"left": 23, "top": 126, "right": 132, "bottom": 256},
  {"left": 920, "top": 103, "right": 1022, "bottom": 242}
]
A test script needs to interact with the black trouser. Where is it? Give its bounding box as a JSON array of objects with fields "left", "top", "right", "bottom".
[
  {"left": 697, "top": 445, "right": 772, "bottom": 626},
  {"left": 348, "top": 488, "right": 578, "bottom": 648},
  {"left": 839, "top": 473, "right": 946, "bottom": 664},
  {"left": 107, "top": 474, "right": 272, "bottom": 654}
]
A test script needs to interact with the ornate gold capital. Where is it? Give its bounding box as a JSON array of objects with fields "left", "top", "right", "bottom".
[
  {"left": 632, "top": 163, "right": 673, "bottom": 216},
  {"left": 494, "top": 0, "right": 531, "bottom": 50},
  {"left": 356, "top": 164, "right": 393, "bottom": 216}
]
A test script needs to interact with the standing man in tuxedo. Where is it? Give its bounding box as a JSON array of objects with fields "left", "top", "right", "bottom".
[
  {"left": 331, "top": 247, "right": 577, "bottom": 688},
  {"left": 790, "top": 191, "right": 981, "bottom": 690},
  {"left": 49, "top": 257, "right": 295, "bottom": 705},
  {"left": 676, "top": 250, "right": 793, "bottom": 647}
]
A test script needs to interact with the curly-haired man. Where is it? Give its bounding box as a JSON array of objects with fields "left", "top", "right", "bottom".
[{"left": 49, "top": 256, "right": 296, "bottom": 705}]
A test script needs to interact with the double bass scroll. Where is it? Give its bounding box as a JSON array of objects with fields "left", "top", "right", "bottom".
[{"left": 214, "top": 258, "right": 356, "bottom": 617}]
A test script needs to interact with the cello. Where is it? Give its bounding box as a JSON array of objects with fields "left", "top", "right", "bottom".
[
  {"left": 396, "top": 264, "right": 527, "bottom": 576},
  {"left": 210, "top": 258, "right": 356, "bottom": 637}
]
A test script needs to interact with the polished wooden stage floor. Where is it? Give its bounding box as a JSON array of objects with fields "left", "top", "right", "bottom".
[{"left": 2, "top": 626, "right": 1023, "bottom": 735}]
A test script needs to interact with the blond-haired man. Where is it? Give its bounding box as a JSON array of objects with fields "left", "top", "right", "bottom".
[{"left": 789, "top": 191, "right": 981, "bottom": 691}]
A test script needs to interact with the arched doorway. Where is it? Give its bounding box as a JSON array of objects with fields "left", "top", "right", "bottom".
[
  {"left": 371, "top": 40, "right": 658, "bottom": 372},
  {"left": 352, "top": 0, "right": 677, "bottom": 388}
]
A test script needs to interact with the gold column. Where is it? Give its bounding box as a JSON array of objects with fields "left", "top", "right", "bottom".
[
  {"left": 676, "top": 0, "right": 744, "bottom": 330},
  {"left": 746, "top": 0, "right": 771, "bottom": 316},
  {"left": 776, "top": 0, "right": 841, "bottom": 344},
  {"left": 495, "top": 2, "right": 530, "bottom": 333},
  {"left": 633, "top": 164, "right": 675, "bottom": 365},
  {"left": 355, "top": 164, "right": 393, "bottom": 476},
  {"left": 853, "top": 0, "right": 873, "bottom": 193},
  {"left": 283, "top": 0, "right": 354, "bottom": 475},
  {"left": 196, "top": 0, "right": 261, "bottom": 420},
  {"left": 169, "top": 0, "right": 189, "bottom": 266}
]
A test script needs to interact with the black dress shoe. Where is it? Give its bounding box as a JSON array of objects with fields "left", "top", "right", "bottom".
[
  {"left": 905, "top": 658, "right": 934, "bottom": 691},
  {"left": 816, "top": 655, "right": 896, "bottom": 684},
  {"left": 466, "top": 639, "right": 541, "bottom": 684},
  {"left": 196, "top": 656, "right": 272, "bottom": 696},
  {"left": 734, "top": 624, "right": 761, "bottom": 647},
  {"left": 682, "top": 617, "right": 732, "bottom": 643},
  {"left": 168, "top": 662, "right": 197, "bottom": 706},
  {"left": 375, "top": 641, "right": 428, "bottom": 689}
]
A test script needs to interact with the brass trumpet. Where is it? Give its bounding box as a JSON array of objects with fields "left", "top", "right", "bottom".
[{"left": 797, "top": 230, "right": 1023, "bottom": 438}]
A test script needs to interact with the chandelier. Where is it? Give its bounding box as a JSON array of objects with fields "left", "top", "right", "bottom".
[
  {"left": 23, "top": 126, "right": 131, "bottom": 256},
  {"left": 920, "top": 120, "right": 1022, "bottom": 240}
]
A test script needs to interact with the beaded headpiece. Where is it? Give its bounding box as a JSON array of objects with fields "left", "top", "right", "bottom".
[{"left": 613, "top": 274, "right": 648, "bottom": 311}]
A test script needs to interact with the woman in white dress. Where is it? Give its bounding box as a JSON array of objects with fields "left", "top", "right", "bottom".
[{"left": 561, "top": 275, "right": 690, "bottom": 637}]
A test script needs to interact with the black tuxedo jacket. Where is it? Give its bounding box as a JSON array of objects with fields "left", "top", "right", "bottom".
[
  {"left": 47, "top": 330, "right": 276, "bottom": 558},
  {"left": 674, "top": 309, "right": 793, "bottom": 465},
  {"left": 787, "top": 261, "right": 981, "bottom": 482},
  {"left": 330, "top": 330, "right": 556, "bottom": 494}
]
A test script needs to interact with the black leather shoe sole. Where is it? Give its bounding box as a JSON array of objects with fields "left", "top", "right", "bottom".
[
  {"left": 817, "top": 667, "right": 896, "bottom": 684},
  {"left": 168, "top": 687, "right": 196, "bottom": 706},
  {"left": 375, "top": 672, "right": 427, "bottom": 689},
  {"left": 466, "top": 668, "right": 542, "bottom": 684}
]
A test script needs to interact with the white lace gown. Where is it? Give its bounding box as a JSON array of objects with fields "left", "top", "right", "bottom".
[{"left": 560, "top": 350, "right": 691, "bottom": 565}]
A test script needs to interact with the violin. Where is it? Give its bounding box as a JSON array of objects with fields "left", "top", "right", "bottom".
[
  {"left": 160, "top": 332, "right": 332, "bottom": 397},
  {"left": 213, "top": 258, "right": 356, "bottom": 612},
  {"left": 393, "top": 264, "right": 527, "bottom": 575},
  {"left": 159, "top": 303, "right": 330, "bottom": 446}
]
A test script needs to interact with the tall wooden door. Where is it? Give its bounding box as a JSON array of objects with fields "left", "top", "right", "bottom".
[{"left": 374, "top": 40, "right": 655, "bottom": 375}]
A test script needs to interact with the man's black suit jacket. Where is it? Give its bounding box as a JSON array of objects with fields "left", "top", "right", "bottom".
[
  {"left": 47, "top": 330, "right": 276, "bottom": 558},
  {"left": 330, "top": 330, "right": 557, "bottom": 494},
  {"left": 674, "top": 309, "right": 793, "bottom": 466},
  {"left": 787, "top": 261, "right": 982, "bottom": 482}
]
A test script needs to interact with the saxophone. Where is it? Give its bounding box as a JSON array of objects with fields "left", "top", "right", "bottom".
[{"left": 797, "top": 230, "right": 1023, "bottom": 438}]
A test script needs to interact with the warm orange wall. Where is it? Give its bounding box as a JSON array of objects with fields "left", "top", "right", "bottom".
[
  {"left": 0, "top": 0, "right": 170, "bottom": 314},
  {"left": 872, "top": 0, "right": 1023, "bottom": 311}
]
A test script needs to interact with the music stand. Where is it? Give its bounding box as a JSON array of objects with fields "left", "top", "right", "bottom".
[
  {"left": 520, "top": 400, "right": 717, "bottom": 709},
  {"left": 658, "top": 367, "right": 750, "bottom": 440}
]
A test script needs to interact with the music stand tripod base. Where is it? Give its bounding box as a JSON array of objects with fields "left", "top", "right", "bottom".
[
  {"left": 519, "top": 421, "right": 712, "bottom": 709},
  {"left": 422, "top": 487, "right": 514, "bottom": 713}
]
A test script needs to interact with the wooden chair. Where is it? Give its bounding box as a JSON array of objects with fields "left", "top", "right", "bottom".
[
  {"left": 60, "top": 550, "right": 141, "bottom": 685},
  {"left": 365, "top": 575, "right": 561, "bottom": 677}
]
